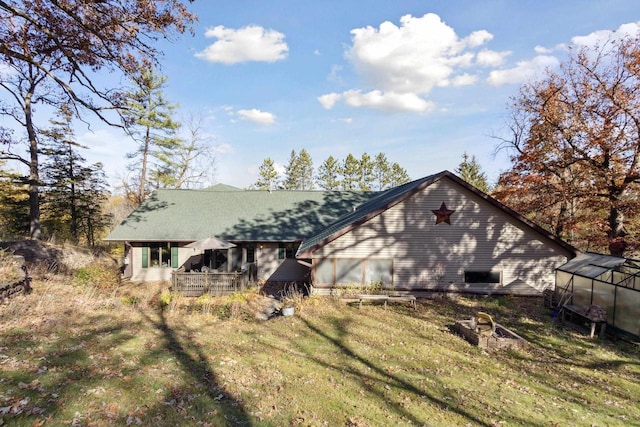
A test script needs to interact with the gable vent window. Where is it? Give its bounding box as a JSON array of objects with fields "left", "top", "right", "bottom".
[{"left": 464, "top": 270, "right": 501, "bottom": 284}]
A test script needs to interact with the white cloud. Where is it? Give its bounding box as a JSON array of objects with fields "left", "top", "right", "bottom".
[
  {"left": 464, "top": 30, "right": 493, "bottom": 47},
  {"left": 346, "top": 13, "right": 495, "bottom": 95},
  {"left": 534, "top": 45, "right": 552, "bottom": 54},
  {"left": 342, "top": 89, "right": 435, "bottom": 113},
  {"left": 487, "top": 55, "right": 559, "bottom": 85},
  {"left": 318, "top": 93, "right": 342, "bottom": 109},
  {"left": 325, "top": 13, "right": 503, "bottom": 113},
  {"left": 572, "top": 22, "right": 640, "bottom": 48},
  {"left": 195, "top": 25, "right": 288, "bottom": 64},
  {"left": 476, "top": 49, "right": 510, "bottom": 67},
  {"left": 451, "top": 73, "right": 478, "bottom": 86},
  {"left": 236, "top": 108, "right": 276, "bottom": 125}
]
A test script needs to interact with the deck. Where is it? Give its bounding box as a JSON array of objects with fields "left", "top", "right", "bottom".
[{"left": 171, "top": 271, "right": 248, "bottom": 297}]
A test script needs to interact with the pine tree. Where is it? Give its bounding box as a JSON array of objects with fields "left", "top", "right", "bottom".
[
  {"left": 389, "top": 163, "right": 411, "bottom": 187},
  {"left": 316, "top": 155, "right": 342, "bottom": 190},
  {"left": 283, "top": 150, "right": 299, "bottom": 190},
  {"left": 122, "top": 68, "right": 181, "bottom": 205},
  {"left": 373, "top": 152, "right": 392, "bottom": 190},
  {"left": 76, "top": 164, "right": 112, "bottom": 246},
  {"left": 254, "top": 158, "right": 279, "bottom": 190},
  {"left": 40, "top": 107, "right": 112, "bottom": 244},
  {"left": 284, "top": 149, "right": 314, "bottom": 190},
  {"left": 341, "top": 154, "right": 360, "bottom": 190},
  {"left": 297, "top": 149, "right": 314, "bottom": 190},
  {"left": 359, "top": 153, "right": 375, "bottom": 191},
  {"left": 456, "top": 152, "right": 491, "bottom": 193}
]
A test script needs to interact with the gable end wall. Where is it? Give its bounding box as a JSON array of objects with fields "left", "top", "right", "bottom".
[{"left": 312, "top": 178, "right": 571, "bottom": 292}]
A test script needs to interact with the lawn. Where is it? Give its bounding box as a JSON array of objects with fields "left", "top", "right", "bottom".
[{"left": 1, "top": 278, "right": 638, "bottom": 426}]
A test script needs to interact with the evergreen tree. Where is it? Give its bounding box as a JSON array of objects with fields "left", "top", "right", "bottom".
[
  {"left": 0, "top": 0, "right": 195, "bottom": 240},
  {"left": 122, "top": 68, "right": 181, "bottom": 205},
  {"left": 283, "top": 150, "right": 300, "bottom": 190},
  {"left": 316, "top": 155, "right": 342, "bottom": 190},
  {"left": 297, "top": 149, "right": 314, "bottom": 190},
  {"left": 341, "top": 154, "right": 360, "bottom": 190},
  {"left": 40, "top": 107, "right": 112, "bottom": 245},
  {"left": 254, "top": 157, "right": 279, "bottom": 190},
  {"left": 359, "top": 153, "right": 375, "bottom": 191},
  {"left": 284, "top": 149, "right": 314, "bottom": 190},
  {"left": 389, "top": 163, "right": 411, "bottom": 187},
  {"left": 76, "top": 164, "right": 112, "bottom": 246},
  {"left": 456, "top": 152, "right": 491, "bottom": 193},
  {"left": 373, "top": 152, "right": 392, "bottom": 190}
]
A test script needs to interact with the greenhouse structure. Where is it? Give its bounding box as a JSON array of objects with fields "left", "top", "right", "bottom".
[{"left": 555, "top": 252, "right": 640, "bottom": 338}]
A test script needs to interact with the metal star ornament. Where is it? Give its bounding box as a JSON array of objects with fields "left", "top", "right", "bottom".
[{"left": 432, "top": 202, "right": 455, "bottom": 225}]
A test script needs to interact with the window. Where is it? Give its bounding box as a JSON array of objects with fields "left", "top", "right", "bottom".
[
  {"left": 464, "top": 270, "right": 501, "bottom": 284},
  {"left": 246, "top": 246, "right": 255, "bottom": 263},
  {"left": 278, "top": 243, "right": 296, "bottom": 260},
  {"left": 142, "top": 243, "right": 178, "bottom": 268},
  {"left": 336, "top": 259, "right": 362, "bottom": 284},
  {"left": 314, "top": 258, "right": 393, "bottom": 286}
]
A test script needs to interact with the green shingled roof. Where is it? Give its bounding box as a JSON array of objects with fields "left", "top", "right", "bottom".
[{"left": 105, "top": 188, "right": 374, "bottom": 242}]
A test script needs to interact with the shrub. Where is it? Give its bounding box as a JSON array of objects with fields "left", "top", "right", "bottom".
[
  {"left": 159, "top": 291, "right": 172, "bottom": 307},
  {"left": 73, "top": 263, "right": 119, "bottom": 289}
]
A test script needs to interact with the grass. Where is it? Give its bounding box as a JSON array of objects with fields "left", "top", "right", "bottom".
[{"left": 0, "top": 278, "right": 638, "bottom": 426}]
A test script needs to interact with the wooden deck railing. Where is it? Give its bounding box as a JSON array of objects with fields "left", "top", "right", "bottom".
[{"left": 171, "top": 271, "right": 244, "bottom": 297}]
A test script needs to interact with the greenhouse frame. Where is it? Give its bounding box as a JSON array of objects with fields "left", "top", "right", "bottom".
[{"left": 555, "top": 252, "right": 640, "bottom": 338}]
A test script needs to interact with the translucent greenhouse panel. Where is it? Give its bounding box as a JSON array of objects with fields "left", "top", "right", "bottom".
[
  {"left": 614, "top": 288, "right": 640, "bottom": 336},
  {"left": 315, "top": 259, "right": 334, "bottom": 285},
  {"left": 592, "top": 281, "right": 615, "bottom": 324},
  {"left": 555, "top": 271, "right": 572, "bottom": 299},
  {"left": 572, "top": 275, "right": 592, "bottom": 305},
  {"left": 335, "top": 259, "right": 363, "bottom": 285},
  {"left": 364, "top": 259, "right": 393, "bottom": 286},
  {"left": 595, "top": 270, "right": 612, "bottom": 283}
]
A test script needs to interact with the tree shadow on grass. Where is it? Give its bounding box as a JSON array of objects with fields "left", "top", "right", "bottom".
[
  {"left": 0, "top": 315, "right": 139, "bottom": 425},
  {"left": 137, "top": 306, "right": 252, "bottom": 426},
  {"left": 413, "top": 295, "right": 640, "bottom": 418},
  {"left": 291, "top": 315, "right": 491, "bottom": 426}
]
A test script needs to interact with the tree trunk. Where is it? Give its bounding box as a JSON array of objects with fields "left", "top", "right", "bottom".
[
  {"left": 608, "top": 205, "right": 627, "bottom": 256},
  {"left": 139, "top": 127, "right": 150, "bottom": 204},
  {"left": 25, "top": 91, "right": 41, "bottom": 240}
]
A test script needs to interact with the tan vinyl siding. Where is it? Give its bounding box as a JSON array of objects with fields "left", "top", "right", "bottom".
[
  {"left": 312, "top": 178, "right": 571, "bottom": 293},
  {"left": 257, "top": 243, "right": 310, "bottom": 282}
]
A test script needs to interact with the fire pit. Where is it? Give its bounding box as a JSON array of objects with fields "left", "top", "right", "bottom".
[{"left": 455, "top": 314, "right": 528, "bottom": 349}]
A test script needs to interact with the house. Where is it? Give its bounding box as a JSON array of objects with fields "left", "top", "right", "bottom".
[
  {"left": 104, "top": 185, "right": 373, "bottom": 282},
  {"left": 105, "top": 171, "right": 576, "bottom": 295}
]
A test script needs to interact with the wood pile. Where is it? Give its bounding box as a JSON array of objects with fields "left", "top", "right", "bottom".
[{"left": 0, "top": 254, "right": 32, "bottom": 303}]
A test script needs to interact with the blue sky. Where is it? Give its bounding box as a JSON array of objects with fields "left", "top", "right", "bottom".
[{"left": 76, "top": 0, "right": 640, "bottom": 189}]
